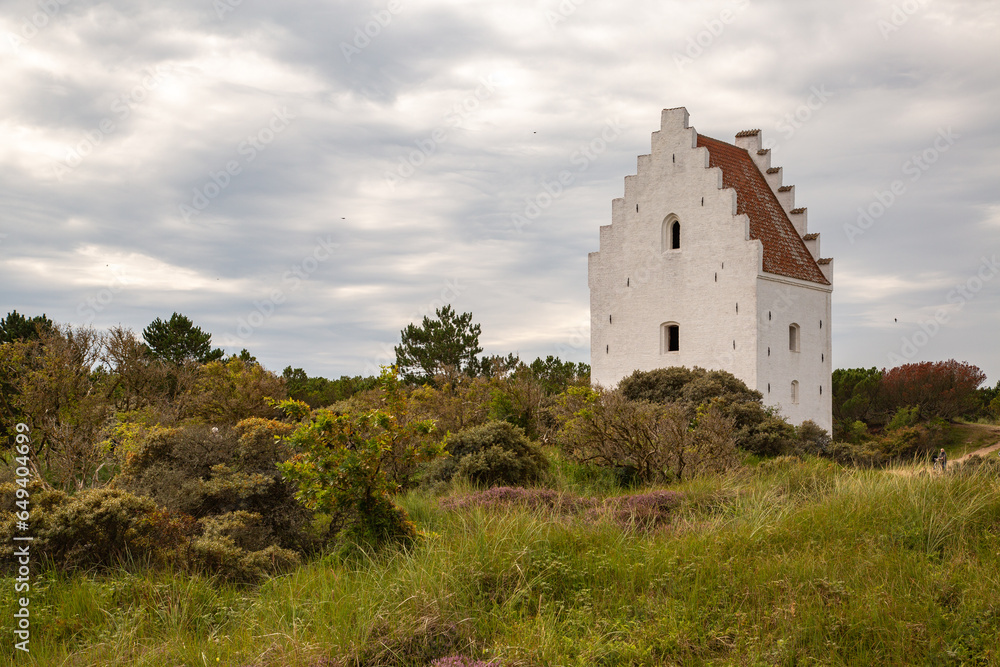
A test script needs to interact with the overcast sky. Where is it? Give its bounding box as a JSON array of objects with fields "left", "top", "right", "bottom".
[{"left": 2, "top": 0, "right": 998, "bottom": 384}]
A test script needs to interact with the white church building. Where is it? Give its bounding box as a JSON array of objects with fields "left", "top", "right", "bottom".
[{"left": 589, "top": 107, "right": 833, "bottom": 432}]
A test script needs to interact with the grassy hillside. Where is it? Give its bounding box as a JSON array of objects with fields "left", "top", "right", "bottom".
[{"left": 3, "top": 454, "right": 1000, "bottom": 666}]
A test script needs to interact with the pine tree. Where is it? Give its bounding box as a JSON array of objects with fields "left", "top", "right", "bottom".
[
  {"left": 394, "top": 305, "right": 482, "bottom": 384},
  {"left": 0, "top": 310, "right": 54, "bottom": 344},
  {"left": 142, "top": 313, "right": 224, "bottom": 364}
]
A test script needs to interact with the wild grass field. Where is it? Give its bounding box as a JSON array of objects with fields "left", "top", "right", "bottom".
[
  {"left": 3, "top": 452, "right": 999, "bottom": 667},
  {"left": 3, "top": 317, "right": 998, "bottom": 666}
]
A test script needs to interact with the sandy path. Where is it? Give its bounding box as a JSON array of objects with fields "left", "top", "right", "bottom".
[
  {"left": 953, "top": 440, "right": 1000, "bottom": 465},
  {"left": 887, "top": 430, "right": 999, "bottom": 476}
]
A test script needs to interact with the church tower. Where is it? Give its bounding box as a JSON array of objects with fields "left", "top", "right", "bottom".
[{"left": 588, "top": 107, "right": 833, "bottom": 432}]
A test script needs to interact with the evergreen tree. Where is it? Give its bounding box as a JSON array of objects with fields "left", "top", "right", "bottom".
[
  {"left": 394, "top": 305, "right": 483, "bottom": 384},
  {"left": 142, "top": 313, "right": 224, "bottom": 365},
  {"left": 0, "top": 310, "right": 54, "bottom": 344}
]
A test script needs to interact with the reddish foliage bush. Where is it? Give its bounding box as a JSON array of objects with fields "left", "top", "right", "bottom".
[{"left": 879, "top": 360, "right": 986, "bottom": 421}]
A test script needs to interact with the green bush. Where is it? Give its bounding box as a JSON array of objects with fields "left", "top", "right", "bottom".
[
  {"left": 876, "top": 420, "right": 949, "bottom": 459},
  {"left": 278, "top": 369, "right": 440, "bottom": 550},
  {"left": 0, "top": 485, "right": 188, "bottom": 570},
  {"left": 825, "top": 419, "right": 951, "bottom": 466},
  {"left": 793, "top": 419, "right": 831, "bottom": 456},
  {"left": 189, "top": 511, "right": 300, "bottom": 582},
  {"left": 618, "top": 367, "right": 794, "bottom": 456},
  {"left": 733, "top": 407, "right": 796, "bottom": 456},
  {"left": 436, "top": 421, "right": 548, "bottom": 487},
  {"left": 118, "top": 419, "right": 316, "bottom": 553},
  {"left": 886, "top": 405, "right": 920, "bottom": 431},
  {"left": 0, "top": 482, "right": 299, "bottom": 582},
  {"left": 822, "top": 439, "right": 886, "bottom": 467},
  {"left": 337, "top": 495, "right": 418, "bottom": 548},
  {"left": 617, "top": 366, "right": 700, "bottom": 403},
  {"left": 846, "top": 420, "right": 870, "bottom": 444}
]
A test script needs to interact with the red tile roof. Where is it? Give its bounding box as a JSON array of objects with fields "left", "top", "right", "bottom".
[{"left": 697, "top": 134, "right": 830, "bottom": 285}]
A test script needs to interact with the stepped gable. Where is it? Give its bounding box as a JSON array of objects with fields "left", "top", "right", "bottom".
[{"left": 696, "top": 134, "right": 830, "bottom": 285}]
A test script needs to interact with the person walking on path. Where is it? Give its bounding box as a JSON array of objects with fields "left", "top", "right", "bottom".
[{"left": 938, "top": 448, "right": 947, "bottom": 472}]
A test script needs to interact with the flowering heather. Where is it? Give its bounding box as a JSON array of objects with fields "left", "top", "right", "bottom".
[
  {"left": 430, "top": 656, "right": 501, "bottom": 667},
  {"left": 598, "top": 490, "right": 684, "bottom": 528}
]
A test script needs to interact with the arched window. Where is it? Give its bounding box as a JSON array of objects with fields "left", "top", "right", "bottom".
[
  {"left": 661, "top": 215, "right": 680, "bottom": 252},
  {"left": 789, "top": 323, "right": 800, "bottom": 352},
  {"left": 791, "top": 380, "right": 799, "bottom": 404},
  {"left": 661, "top": 322, "right": 679, "bottom": 353}
]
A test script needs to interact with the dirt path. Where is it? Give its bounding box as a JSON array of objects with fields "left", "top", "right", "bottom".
[
  {"left": 953, "top": 440, "right": 1000, "bottom": 465},
  {"left": 889, "top": 427, "right": 999, "bottom": 476}
]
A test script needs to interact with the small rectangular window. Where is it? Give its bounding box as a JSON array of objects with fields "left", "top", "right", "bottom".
[{"left": 661, "top": 323, "right": 680, "bottom": 353}]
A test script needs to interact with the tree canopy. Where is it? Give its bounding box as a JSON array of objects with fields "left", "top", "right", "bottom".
[
  {"left": 0, "top": 310, "right": 54, "bottom": 344},
  {"left": 142, "top": 312, "right": 224, "bottom": 365},
  {"left": 394, "top": 305, "right": 483, "bottom": 384}
]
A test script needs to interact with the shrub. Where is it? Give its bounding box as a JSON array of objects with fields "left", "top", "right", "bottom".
[
  {"left": 410, "top": 376, "right": 493, "bottom": 437},
  {"left": 38, "top": 488, "right": 170, "bottom": 567},
  {"left": 793, "top": 420, "right": 831, "bottom": 456},
  {"left": 886, "top": 405, "right": 920, "bottom": 431},
  {"left": 556, "top": 388, "right": 738, "bottom": 483},
  {"left": 189, "top": 511, "right": 301, "bottom": 582},
  {"left": 845, "top": 420, "right": 870, "bottom": 444},
  {"left": 618, "top": 366, "right": 700, "bottom": 403},
  {"left": 184, "top": 357, "right": 286, "bottom": 424},
  {"left": 0, "top": 482, "right": 299, "bottom": 582},
  {"left": 436, "top": 421, "right": 548, "bottom": 487},
  {"left": 823, "top": 440, "right": 886, "bottom": 467},
  {"left": 278, "top": 368, "right": 441, "bottom": 548},
  {"left": 730, "top": 405, "right": 795, "bottom": 456},
  {"left": 989, "top": 395, "right": 1000, "bottom": 420},
  {"left": 337, "top": 495, "right": 418, "bottom": 548},
  {"left": 0, "top": 326, "right": 115, "bottom": 491},
  {"left": 456, "top": 445, "right": 537, "bottom": 488},
  {"left": 0, "top": 485, "right": 188, "bottom": 570},
  {"left": 876, "top": 420, "right": 949, "bottom": 459},
  {"left": 118, "top": 419, "right": 316, "bottom": 553},
  {"left": 618, "top": 367, "right": 793, "bottom": 456},
  {"left": 598, "top": 490, "right": 684, "bottom": 529},
  {"left": 824, "top": 420, "right": 950, "bottom": 466}
]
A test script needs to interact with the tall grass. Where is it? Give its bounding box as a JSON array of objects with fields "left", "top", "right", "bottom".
[{"left": 2, "top": 457, "right": 999, "bottom": 665}]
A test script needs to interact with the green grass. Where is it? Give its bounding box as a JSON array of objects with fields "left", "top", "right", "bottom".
[{"left": 3, "top": 457, "right": 1000, "bottom": 666}]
